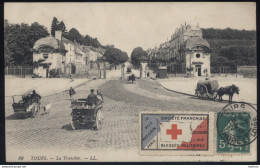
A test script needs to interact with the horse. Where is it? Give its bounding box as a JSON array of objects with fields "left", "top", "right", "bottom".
[{"left": 217, "top": 84, "right": 239, "bottom": 103}]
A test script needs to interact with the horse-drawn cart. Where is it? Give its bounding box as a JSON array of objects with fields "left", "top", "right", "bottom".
[
  {"left": 71, "top": 99, "right": 103, "bottom": 130},
  {"left": 12, "top": 91, "right": 41, "bottom": 118},
  {"left": 195, "top": 79, "right": 219, "bottom": 100},
  {"left": 127, "top": 74, "right": 136, "bottom": 84}
]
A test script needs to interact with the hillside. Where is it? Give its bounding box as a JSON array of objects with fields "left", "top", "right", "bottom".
[{"left": 202, "top": 28, "right": 256, "bottom": 67}]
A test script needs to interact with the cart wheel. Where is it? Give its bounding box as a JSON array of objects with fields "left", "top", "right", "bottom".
[
  {"left": 202, "top": 93, "right": 208, "bottom": 99},
  {"left": 94, "top": 110, "right": 103, "bottom": 130},
  {"left": 71, "top": 117, "right": 80, "bottom": 130}
]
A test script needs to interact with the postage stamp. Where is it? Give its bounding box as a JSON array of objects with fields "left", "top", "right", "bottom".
[
  {"left": 139, "top": 111, "right": 214, "bottom": 155},
  {"left": 216, "top": 102, "right": 257, "bottom": 153}
]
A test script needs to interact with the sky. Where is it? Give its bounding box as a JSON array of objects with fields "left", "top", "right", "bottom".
[{"left": 4, "top": 2, "right": 256, "bottom": 56}]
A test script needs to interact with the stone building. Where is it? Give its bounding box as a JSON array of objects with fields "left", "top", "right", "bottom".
[
  {"left": 33, "top": 31, "right": 104, "bottom": 77},
  {"left": 153, "top": 23, "right": 211, "bottom": 77}
]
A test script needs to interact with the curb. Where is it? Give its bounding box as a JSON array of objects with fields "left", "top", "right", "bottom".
[
  {"left": 157, "top": 81, "right": 256, "bottom": 106},
  {"left": 159, "top": 83, "right": 196, "bottom": 97}
]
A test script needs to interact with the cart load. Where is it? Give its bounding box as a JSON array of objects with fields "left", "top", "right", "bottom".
[{"left": 195, "top": 79, "right": 219, "bottom": 100}]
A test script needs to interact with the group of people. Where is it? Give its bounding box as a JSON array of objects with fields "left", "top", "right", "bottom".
[{"left": 69, "top": 87, "right": 103, "bottom": 105}]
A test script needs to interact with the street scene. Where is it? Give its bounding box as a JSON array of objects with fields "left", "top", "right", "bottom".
[{"left": 4, "top": 2, "right": 257, "bottom": 162}]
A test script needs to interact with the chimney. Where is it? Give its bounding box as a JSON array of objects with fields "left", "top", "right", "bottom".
[{"left": 55, "top": 30, "right": 62, "bottom": 41}]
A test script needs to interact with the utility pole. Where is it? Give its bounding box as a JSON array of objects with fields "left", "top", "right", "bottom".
[{"left": 103, "top": 62, "right": 106, "bottom": 79}]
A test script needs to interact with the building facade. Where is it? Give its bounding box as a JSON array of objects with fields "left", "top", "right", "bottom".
[
  {"left": 149, "top": 23, "right": 211, "bottom": 77},
  {"left": 33, "top": 31, "right": 105, "bottom": 77}
]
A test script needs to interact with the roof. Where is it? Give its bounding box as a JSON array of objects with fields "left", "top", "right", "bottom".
[
  {"left": 75, "top": 45, "right": 84, "bottom": 55},
  {"left": 33, "top": 36, "right": 65, "bottom": 50},
  {"left": 185, "top": 37, "right": 210, "bottom": 50}
]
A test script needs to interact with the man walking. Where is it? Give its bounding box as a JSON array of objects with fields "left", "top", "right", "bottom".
[{"left": 69, "top": 87, "right": 76, "bottom": 98}]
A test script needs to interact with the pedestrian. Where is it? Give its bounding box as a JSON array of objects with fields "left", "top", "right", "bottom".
[
  {"left": 69, "top": 87, "right": 76, "bottom": 98},
  {"left": 147, "top": 72, "right": 150, "bottom": 77}
]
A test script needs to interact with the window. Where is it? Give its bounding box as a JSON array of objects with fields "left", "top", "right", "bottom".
[
  {"left": 43, "top": 53, "right": 48, "bottom": 59},
  {"left": 196, "top": 54, "right": 200, "bottom": 58}
]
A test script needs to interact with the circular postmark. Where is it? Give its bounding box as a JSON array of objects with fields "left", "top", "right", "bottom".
[{"left": 217, "top": 102, "right": 257, "bottom": 146}]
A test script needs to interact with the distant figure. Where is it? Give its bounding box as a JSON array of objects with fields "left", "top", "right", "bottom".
[
  {"left": 69, "top": 87, "right": 76, "bottom": 98},
  {"left": 70, "top": 75, "right": 74, "bottom": 82},
  {"left": 87, "top": 89, "right": 98, "bottom": 105},
  {"left": 147, "top": 72, "right": 150, "bottom": 77}
]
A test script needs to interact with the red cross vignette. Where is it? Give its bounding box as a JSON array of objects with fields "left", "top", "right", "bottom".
[{"left": 141, "top": 113, "right": 209, "bottom": 150}]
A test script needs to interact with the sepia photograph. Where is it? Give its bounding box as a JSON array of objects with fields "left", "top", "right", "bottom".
[{"left": 3, "top": 2, "right": 257, "bottom": 163}]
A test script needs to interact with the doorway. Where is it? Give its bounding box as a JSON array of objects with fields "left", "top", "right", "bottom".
[
  {"left": 46, "top": 68, "right": 49, "bottom": 78},
  {"left": 196, "top": 65, "right": 201, "bottom": 76},
  {"left": 71, "top": 64, "right": 76, "bottom": 74}
]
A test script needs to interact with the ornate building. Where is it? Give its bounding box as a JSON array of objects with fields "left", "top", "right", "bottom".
[{"left": 151, "top": 23, "right": 211, "bottom": 77}]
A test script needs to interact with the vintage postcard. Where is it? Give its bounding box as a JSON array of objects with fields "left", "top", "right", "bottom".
[{"left": 4, "top": 2, "right": 257, "bottom": 162}]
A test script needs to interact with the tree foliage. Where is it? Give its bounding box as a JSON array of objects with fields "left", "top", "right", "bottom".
[
  {"left": 219, "top": 45, "right": 256, "bottom": 66},
  {"left": 130, "top": 47, "right": 148, "bottom": 68},
  {"left": 202, "top": 28, "right": 256, "bottom": 67},
  {"left": 82, "top": 35, "right": 101, "bottom": 48},
  {"left": 4, "top": 20, "right": 49, "bottom": 66},
  {"left": 51, "top": 17, "right": 58, "bottom": 36},
  {"left": 202, "top": 28, "right": 256, "bottom": 40},
  {"left": 51, "top": 17, "right": 67, "bottom": 36},
  {"left": 65, "top": 28, "right": 83, "bottom": 44},
  {"left": 104, "top": 47, "right": 128, "bottom": 66},
  {"left": 51, "top": 17, "right": 103, "bottom": 48}
]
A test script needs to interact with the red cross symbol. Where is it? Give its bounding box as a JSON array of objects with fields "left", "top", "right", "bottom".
[{"left": 166, "top": 124, "right": 182, "bottom": 140}]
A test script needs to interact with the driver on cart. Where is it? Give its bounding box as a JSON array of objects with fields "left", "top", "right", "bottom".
[{"left": 86, "top": 89, "right": 98, "bottom": 105}]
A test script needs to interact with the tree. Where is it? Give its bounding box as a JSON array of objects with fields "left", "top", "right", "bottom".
[
  {"left": 82, "top": 35, "right": 102, "bottom": 48},
  {"left": 130, "top": 47, "right": 148, "bottom": 68},
  {"left": 4, "top": 40, "right": 13, "bottom": 67},
  {"left": 104, "top": 47, "right": 128, "bottom": 66},
  {"left": 57, "top": 21, "right": 66, "bottom": 34},
  {"left": 66, "top": 28, "right": 83, "bottom": 44},
  {"left": 51, "top": 17, "right": 58, "bottom": 36},
  {"left": 4, "top": 20, "right": 49, "bottom": 66}
]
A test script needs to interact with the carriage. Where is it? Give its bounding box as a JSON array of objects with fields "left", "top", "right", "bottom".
[
  {"left": 71, "top": 99, "right": 103, "bottom": 130},
  {"left": 127, "top": 74, "right": 136, "bottom": 84},
  {"left": 195, "top": 79, "right": 219, "bottom": 100},
  {"left": 12, "top": 90, "right": 41, "bottom": 118},
  {"left": 126, "top": 67, "right": 132, "bottom": 74}
]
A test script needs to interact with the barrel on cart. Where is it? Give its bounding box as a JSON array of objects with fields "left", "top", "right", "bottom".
[{"left": 195, "top": 79, "right": 219, "bottom": 100}]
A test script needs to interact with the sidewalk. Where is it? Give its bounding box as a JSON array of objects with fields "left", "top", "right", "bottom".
[
  {"left": 5, "top": 76, "right": 91, "bottom": 97},
  {"left": 157, "top": 77, "right": 257, "bottom": 105}
]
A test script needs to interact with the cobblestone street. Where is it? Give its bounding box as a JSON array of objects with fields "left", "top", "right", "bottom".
[{"left": 6, "top": 77, "right": 227, "bottom": 154}]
